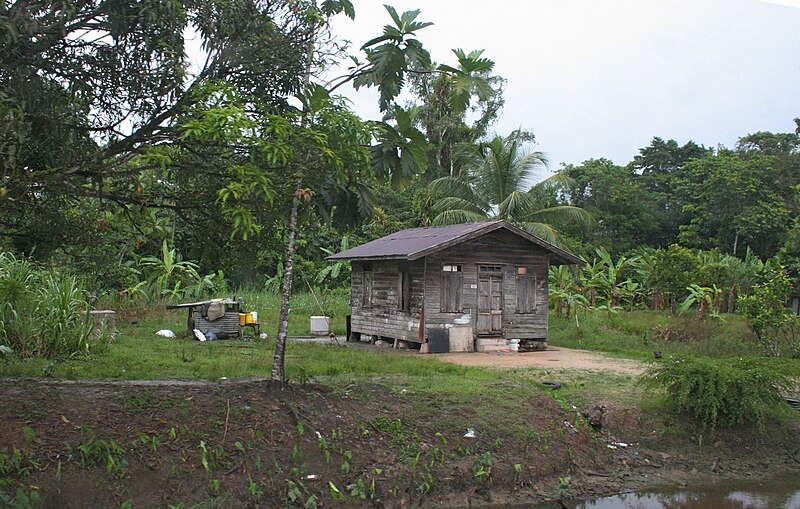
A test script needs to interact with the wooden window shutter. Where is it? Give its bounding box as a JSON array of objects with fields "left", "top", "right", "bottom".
[
  {"left": 441, "top": 269, "right": 463, "bottom": 313},
  {"left": 516, "top": 273, "right": 536, "bottom": 314}
]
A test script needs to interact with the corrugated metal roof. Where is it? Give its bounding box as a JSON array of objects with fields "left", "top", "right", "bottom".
[
  {"left": 327, "top": 220, "right": 583, "bottom": 265},
  {"left": 328, "top": 221, "right": 491, "bottom": 260}
]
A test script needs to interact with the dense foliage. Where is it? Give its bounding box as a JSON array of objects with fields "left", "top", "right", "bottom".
[
  {"left": 549, "top": 245, "right": 779, "bottom": 319},
  {"left": 739, "top": 270, "right": 800, "bottom": 357},
  {"left": 560, "top": 125, "right": 800, "bottom": 258},
  {"left": 1, "top": 0, "right": 799, "bottom": 387},
  {"left": 644, "top": 356, "right": 793, "bottom": 431},
  {"left": 0, "top": 253, "right": 105, "bottom": 358}
]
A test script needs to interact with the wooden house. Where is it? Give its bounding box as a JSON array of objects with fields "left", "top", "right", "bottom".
[{"left": 327, "top": 221, "right": 583, "bottom": 351}]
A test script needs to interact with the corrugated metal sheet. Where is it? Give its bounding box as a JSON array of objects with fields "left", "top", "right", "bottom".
[
  {"left": 327, "top": 220, "right": 583, "bottom": 265},
  {"left": 327, "top": 222, "right": 492, "bottom": 260}
]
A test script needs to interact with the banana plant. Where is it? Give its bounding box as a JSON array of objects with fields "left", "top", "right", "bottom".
[
  {"left": 138, "top": 240, "right": 202, "bottom": 301},
  {"left": 617, "top": 279, "right": 644, "bottom": 311},
  {"left": 549, "top": 266, "right": 572, "bottom": 317},
  {"left": 316, "top": 237, "right": 352, "bottom": 287},
  {"left": 578, "top": 256, "right": 608, "bottom": 308},
  {"left": 679, "top": 284, "right": 721, "bottom": 320}
]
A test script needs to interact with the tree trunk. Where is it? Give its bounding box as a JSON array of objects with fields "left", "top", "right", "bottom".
[
  {"left": 271, "top": 176, "right": 303, "bottom": 384},
  {"left": 728, "top": 285, "right": 737, "bottom": 314},
  {"left": 696, "top": 299, "right": 707, "bottom": 321}
]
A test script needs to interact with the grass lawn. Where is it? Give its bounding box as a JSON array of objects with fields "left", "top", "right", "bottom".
[{"left": 2, "top": 293, "right": 798, "bottom": 398}]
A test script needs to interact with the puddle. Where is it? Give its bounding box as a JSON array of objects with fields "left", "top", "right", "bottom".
[
  {"left": 568, "top": 477, "right": 800, "bottom": 509},
  {"left": 498, "top": 477, "right": 800, "bottom": 509}
]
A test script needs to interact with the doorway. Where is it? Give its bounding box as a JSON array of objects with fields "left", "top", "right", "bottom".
[{"left": 477, "top": 265, "right": 503, "bottom": 335}]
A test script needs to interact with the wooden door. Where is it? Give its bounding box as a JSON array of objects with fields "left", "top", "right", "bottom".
[{"left": 477, "top": 266, "right": 503, "bottom": 335}]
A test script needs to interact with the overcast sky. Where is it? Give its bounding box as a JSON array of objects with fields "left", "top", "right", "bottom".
[{"left": 328, "top": 0, "right": 800, "bottom": 172}]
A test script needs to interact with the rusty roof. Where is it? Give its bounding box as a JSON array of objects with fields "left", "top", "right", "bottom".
[{"left": 326, "top": 220, "right": 583, "bottom": 265}]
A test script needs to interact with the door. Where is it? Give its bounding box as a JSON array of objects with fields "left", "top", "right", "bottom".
[{"left": 477, "top": 265, "right": 503, "bottom": 335}]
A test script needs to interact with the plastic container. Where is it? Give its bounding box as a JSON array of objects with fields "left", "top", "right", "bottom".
[
  {"left": 310, "top": 316, "right": 329, "bottom": 335},
  {"left": 428, "top": 329, "right": 450, "bottom": 353},
  {"left": 245, "top": 311, "right": 258, "bottom": 324},
  {"left": 454, "top": 315, "right": 471, "bottom": 325},
  {"left": 239, "top": 313, "right": 247, "bottom": 326}
]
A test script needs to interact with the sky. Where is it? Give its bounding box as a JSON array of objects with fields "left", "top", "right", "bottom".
[{"left": 328, "top": 0, "right": 800, "bottom": 173}]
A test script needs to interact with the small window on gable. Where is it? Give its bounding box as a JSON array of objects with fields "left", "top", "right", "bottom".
[
  {"left": 516, "top": 268, "right": 537, "bottom": 314},
  {"left": 441, "top": 264, "right": 463, "bottom": 313}
]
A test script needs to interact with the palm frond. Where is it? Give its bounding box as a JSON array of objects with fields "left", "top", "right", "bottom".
[
  {"left": 429, "top": 176, "right": 491, "bottom": 212},
  {"left": 518, "top": 222, "right": 561, "bottom": 246},
  {"left": 525, "top": 205, "right": 594, "bottom": 228},
  {"left": 432, "top": 209, "right": 488, "bottom": 226},
  {"left": 497, "top": 190, "right": 536, "bottom": 220},
  {"left": 432, "top": 196, "right": 488, "bottom": 216},
  {"left": 533, "top": 172, "right": 575, "bottom": 192}
]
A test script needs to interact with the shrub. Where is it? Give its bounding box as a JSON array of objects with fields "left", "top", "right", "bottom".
[
  {"left": 739, "top": 269, "right": 800, "bottom": 357},
  {"left": 0, "top": 253, "right": 102, "bottom": 359},
  {"left": 644, "top": 356, "right": 793, "bottom": 431}
]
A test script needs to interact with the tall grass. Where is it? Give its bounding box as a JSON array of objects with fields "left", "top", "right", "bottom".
[
  {"left": 235, "top": 286, "right": 351, "bottom": 336},
  {"left": 549, "top": 308, "right": 760, "bottom": 360},
  {"left": 0, "top": 253, "right": 101, "bottom": 358}
]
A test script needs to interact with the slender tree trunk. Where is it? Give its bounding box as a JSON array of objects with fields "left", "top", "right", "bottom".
[
  {"left": 696, "top": 299, "right": 707, "bottom": 321},
  {"left": 272, "top": 176, "right": 303, "bottom": 383},
  {"left": 728, "top": 285, "right": 737, "bottom": 314}
]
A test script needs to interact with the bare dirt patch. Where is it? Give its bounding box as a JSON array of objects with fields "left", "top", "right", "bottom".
[
  {"left": 434, "top": 346, "right": 646, "bottom": 375},
  {"left": 0, "top": 378, "right": 617, "bottom": 508},
  {"left": 2, "top": 371, "right": 798, "bottom": 508}
]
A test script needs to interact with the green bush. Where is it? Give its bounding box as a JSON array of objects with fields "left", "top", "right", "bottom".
[
  {"left": 739, "top": 269, "right": 800, "bottom": 357},
  {"left": 644, "top": 356, "right": 793, "bottom": 431},
  {"left": 0, "top": 253, "right": 103, "bottom": 359}
]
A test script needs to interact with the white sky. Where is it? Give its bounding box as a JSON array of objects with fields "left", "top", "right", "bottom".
[{"left": 328, "top": 0, "right": 800, "bottom": 171}]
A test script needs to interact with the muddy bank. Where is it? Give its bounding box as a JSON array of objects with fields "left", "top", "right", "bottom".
[{"left": 0, "top": 378, "right": 798, "bottom": 508}]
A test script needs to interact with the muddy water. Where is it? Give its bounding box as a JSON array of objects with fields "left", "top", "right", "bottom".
[{"left": 561, "top": 477, "right": 800, "bottom": 509}]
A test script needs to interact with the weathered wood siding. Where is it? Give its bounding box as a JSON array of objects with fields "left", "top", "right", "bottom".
[
  {"left": 350, "top": 259, "right": 425, "bottom": 342},
  {"left": 423, "top": 229, "right": 550, "bottom": 340}
]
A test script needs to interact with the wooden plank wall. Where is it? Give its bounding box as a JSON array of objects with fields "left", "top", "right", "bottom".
[
  {"left": 423, "top": 229, "right": 550, "bottom": 340},
  {"left": 350, "top": 259, "right": 425, "bottom": 342}
]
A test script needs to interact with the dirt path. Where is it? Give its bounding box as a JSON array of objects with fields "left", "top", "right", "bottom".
[{"left": 434, "top": 346, "right": 646, "bottom": 375}]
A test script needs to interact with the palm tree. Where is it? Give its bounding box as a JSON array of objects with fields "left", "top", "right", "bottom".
[{"left": 428, "top": 130, "right": 592, "bottom": 244}]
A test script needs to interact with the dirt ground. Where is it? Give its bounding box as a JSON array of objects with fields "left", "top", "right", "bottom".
[
  {"left": 433, "top": 346, "right": 646, "bottom": 375},
  {"left": 325, "top": 337, "right": 646, "bottom": 375},
  {"left": 0, "top": 378, "right": 614, "bottom": 508},
  {"left": 2, "top": 375, "right": 800, "bottom": 509}
]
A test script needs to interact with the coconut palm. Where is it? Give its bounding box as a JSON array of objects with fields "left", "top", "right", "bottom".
[{"left": 428, "top": 130, "right": 592, "bottom": 244}]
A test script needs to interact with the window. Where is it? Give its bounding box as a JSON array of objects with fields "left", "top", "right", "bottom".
[
  {"left": 515, "top": 268, "right": 536, "bottom": 314},
  {"left": 398, "top": 271, "right": 411, "bottom": 311},
  {"left": 441, "top": 264, "right": 463, "bottom": 313}
]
